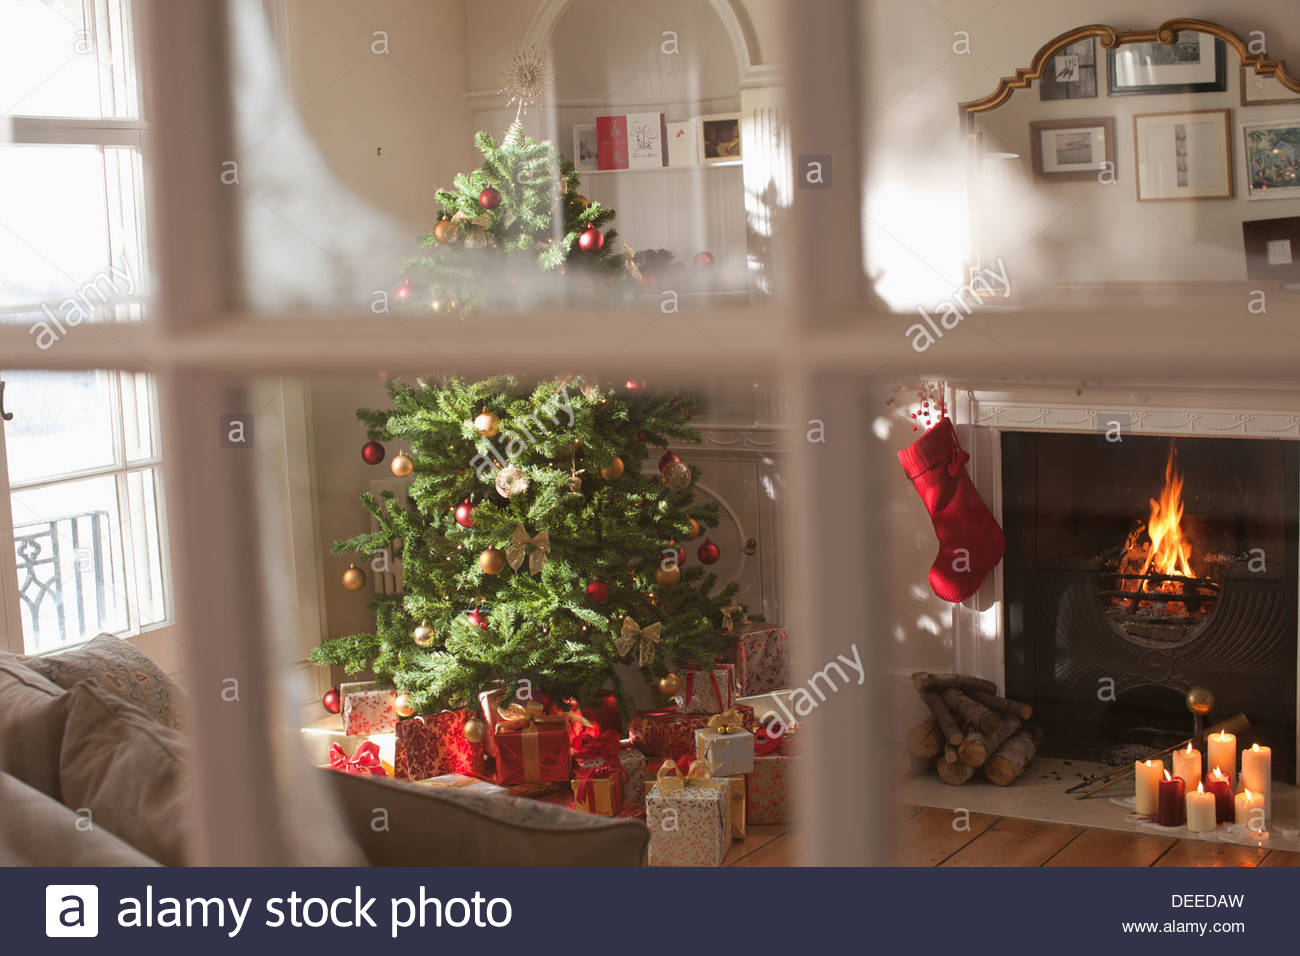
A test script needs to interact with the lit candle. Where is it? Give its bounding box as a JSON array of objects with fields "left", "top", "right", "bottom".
[
  {"left": 1207, "top": 730, "right": 1237, "bottom": 788},
  {"left": 1134, "top": 759, "right": 1163, "bottom": 815},
  {"left": 1157, "top": 770, "right": 1186, "bottom": 827},
  {"left": 1205, "top": 767, "right": 1234, "bottom": 823},
  {"left": 1172, "top": 742, "right": 1202, "bottom": 792},
  {"left": 1234, "top": 788, "right": 1266, "bottom": 835},
  {"left": 1240, "top": 743, "right": 1272, "bottom": 825},
  {"left": 1186, "top": 782, "right": 1217, "bottom": 833}
]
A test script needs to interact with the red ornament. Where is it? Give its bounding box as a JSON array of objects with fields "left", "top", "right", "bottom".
[
  {"left": 479, "top": 186, "right": 501, "bottom": 209},
  {"left": 361, "top": 440, "right": 385, "bottom": 465},
  {"left": 586, "top": 579, "right": 610, "bottom": 603},
  {"left": 467, "top": 608, "right": 489, "bottom": 629},
  {"left": 697, "top": 539, "right": 721, "bottom": 565},
  {"left": 694, "top": 251, "right": 714, "bottom": 265},
  {"left": 624, "top": 379, "right": 645, "bottom": 393},
  {"left": 578, "top": 226, "right": 604, "bottom": 252},
  {"left": 322, "top": 686, "right": 341, "bottom": 714},
  {"left": 454, "top": 498, "right": 476, "bottom": 528},
  {"left": 658, "top": 450, "right": 681, "bottom": 473}
]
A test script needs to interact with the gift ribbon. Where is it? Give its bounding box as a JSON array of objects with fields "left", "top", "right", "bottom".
[
  {"left": 573, "top": 732, "right": 627, "bottom": 810},
  {"left": 706, "top": 709, "right": 744, "bottom": 736},
  {"left": 616, "top": 617, "right": 661, "bottom": 666},
  {"left": 683, "top": 666, "right": 728, "bottom": 711},
  {"left": 496, "top": 702, "right": 590, "bottom": 784},
  {"left": 327, "top": 741, "right": 387, "bottom": 777},
  {"left": 720, "top": 601, "right": 749, "bottom": 633},
  {"left": 505, "top": 523, "right": 550, "bottom": 574}
]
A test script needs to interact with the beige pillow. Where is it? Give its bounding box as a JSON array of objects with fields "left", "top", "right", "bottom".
[
  {"left": 0, "top": 658, "right": 69, "bottom": 800},
  {"left": 59, "top": 681, "right": 190, "bottom": 865}
]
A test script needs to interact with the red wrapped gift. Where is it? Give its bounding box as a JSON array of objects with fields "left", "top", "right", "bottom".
[
  {"left": 733, "top": 626, "right": 790, "bottom": 696},
  {"left": 565, "top": 691, "right": 624, "bottom": 743},
  {"left": 748, "top": 752, "right": 798, "bottom": 825},
  {"left": 326, "top": 740, "right": 387, "bottom": 777},
  {"left": 678, "top": 663, "right": 734, "bottom": 714},
  {"left": 628, "top": 703, "right": 756, "bottom": 759},
  {"left": 494, "top": 705, "right": 574, "bottom": 786},
  {"left": 569, "top": 731, "right": 626, "bottom": 815},
  {"left": 394, "top": 710, "right": 485, "bottom": 781}
]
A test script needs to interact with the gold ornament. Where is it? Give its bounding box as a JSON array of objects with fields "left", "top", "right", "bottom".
[
  {"left": 433, "top": 219, "right": 457, "bottom": 244},
  {"left": 568, "top": 471, "right": 584, "bottom": 493},
  {"left": 687, "top": 518, "right": 701, "bottom": 540},
  {"left": 412, "top": 621, "right": 434, "bottom": 646},
  {"left": 658, "top": 672, "right": 680, "bottom": 696},
  {"left": 479, "top": 547, "right": 507, "bottom": 575},
  {"left": 463, "top": 717, "right": 487, "bottom": 744},
  {"left": 600, "top": 456, "right": 625, "bottom": 480},
  {"left": 616, "top": 617, "right": 663, "bottom": 666},
  {"left": 661, "top": 460, "right": 691, "bottom": 492},
  {"left": 390, "top": 451, "right": 414, "bottom": 477},
  {"left": 394, "top": 693, "right": 416, "bottom": 718},
  {"left": 1186, "top": 685, "right": 1215, "bottom": 715},
  {"left": 506, "top": 523, "right": 550, "bottom": 574},
  {"left": 474, "top": 409, "right": 500, "bottom": 438},
  {"left": 495, "top": 463, "right": 529, "bottom": 498},
  {"left": 654, "top": 564, "right": 680, "bottom": 586},
  {"left": 706, "top": 709, "right": 743, "bottom": 736},
  {"left": 342, "top": 564, "right": 366, "bottom": 591}
]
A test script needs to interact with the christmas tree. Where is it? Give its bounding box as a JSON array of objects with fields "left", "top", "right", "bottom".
[{"left": 308, "top": 375, "right": 739, "bottom": 717}]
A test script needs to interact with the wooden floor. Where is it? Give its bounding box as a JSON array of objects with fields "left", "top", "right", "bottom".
[{"left": 724, "top": 810, "right": 1300, "bottom": 866}]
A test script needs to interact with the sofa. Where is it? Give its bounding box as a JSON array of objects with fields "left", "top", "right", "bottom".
[{"left": 0, "top": 636, "right": 647, "bottom": 865}]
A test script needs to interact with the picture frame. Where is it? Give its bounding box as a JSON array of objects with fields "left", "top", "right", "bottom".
[
  {"left": 696, "top": 113, "right": 741, "bottom": 165},
  {"left": 1243, "top": 119, "right": 1300, "bottom": 199},
  {"left": 572, "top": 124, "right": 599, "bottom": 172},
  {"left": 666, "top": 120, "right": 695, "bottom": 167},
  {"left": 1108, "top": 33, "right": 1227, "bottom": 96},
  {"left": 1133, "top": 109, "right": 1233, "bottom": 201},
  {"left": 1038, "top": 39, "right": 1097, "bottom": 101},
  {"left": 1242, "top": 217, "right": 1300, "bottom": 282},
  {"left": 1029, "top": 117, "right": 1115, "bottom": 181},
  {"left": 1240, "top": 66, "right": 1300, "bottom": 106}
]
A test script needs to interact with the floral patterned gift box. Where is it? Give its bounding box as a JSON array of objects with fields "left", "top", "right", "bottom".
[
  {"left": 619, "top": 740, "right": 646, "bottom": 804},
  {"left": 645, "top": 760, "right": 731, "bottom": 867},
  {"left": 732, "top": 625, "right": 790, "bottom": 696},
  {"left": 341, "top": 684, "right": 398, "bottom": 736},
  {"left": 677, "top": 663, "right": 734, "bottom": 714},
  {"left": 393, "top": 710, "right": 486, "bottom": 780},
  {"left": 629, "top": 703, "right": 757, "bottom": 759}
]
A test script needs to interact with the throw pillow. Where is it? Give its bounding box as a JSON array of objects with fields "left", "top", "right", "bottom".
[{"left": 0, "top": 658, "right": 69, "bottom": 800}]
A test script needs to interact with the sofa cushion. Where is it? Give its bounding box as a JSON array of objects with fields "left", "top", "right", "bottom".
[
  {"left": 21, "top": 634, "right": 187, "bottom": 731},
  {"left": 0, "top": 657, "right": 69, "bottom": 800},
  {"left": 0, "top": 772, "right": 159, "bottom": 866},
  {"left": 59, "top": 681, "right": 190, "bottom": 865}
]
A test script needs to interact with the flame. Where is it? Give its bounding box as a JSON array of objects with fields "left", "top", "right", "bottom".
[
  {"left": 1197, "top": 781, "right": 1205, "bottom": 793},
  {"left": 1185, "top": 742, "right": 1194, "bottom": 754},
  {"left": 1211, "top": 766, "right": 1226, "bottom": 780},
  {"left": 1139, "top": 443, "right": 1194, "bottom": 581},
  {"left": 1252, "top": 743, "right": 1261, "bottom": 752},
  {"left": 1244, "top": 788, "right": 1254, "bottom": 799},
  {"left": 1164, "top": 769, "right": 1172, "bottom": 781}
]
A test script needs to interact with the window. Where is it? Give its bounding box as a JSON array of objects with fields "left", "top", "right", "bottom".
[{"left": 0, "top": 0, "right": 167, "bottom": 654}]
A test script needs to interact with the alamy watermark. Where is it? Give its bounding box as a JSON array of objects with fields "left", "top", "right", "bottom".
[
  {"left": 905, "top": 258, "right": 1010, "bottom": 353},
  {"left": 29, "top": 263, "right": 137, "bottom": 350}
]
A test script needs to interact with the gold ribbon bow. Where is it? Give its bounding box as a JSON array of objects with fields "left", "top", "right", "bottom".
[
  {"left": 655, "top": 758, "right": 721, "bottom": 796},
  {"left": 450, "top": 209, "right": 490, "bottom": 229},
  {"left": 495, "top": 700, "right": 592, "bottom": 732},
  {"left": 616, "top": 617, "right": 662, "bottom": 667},
  {"left": 719, "top": 601, "right": 749, "bottom": 633},
  {"left": 506, "top": 523, "right": 551, "bottom": 574},
  {"left": 706, "top": 709, "right": 744, "bottom": 737}
]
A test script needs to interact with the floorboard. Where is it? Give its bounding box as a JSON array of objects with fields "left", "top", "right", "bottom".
[
  {"left": 893, "top": 807, "right": 999, "bottom": 865},
  {"left": 730, "top": 830, "right": 798, "bottom": 866},
  {"left": 1152, "top": 840, "right": 1270, "bottom": 867},
  {"left": 722, "top": 825, "right": 788, "bottom": 866},
  {"left": 1259, "top": 849, "right": 1300, "bottom": 867},
  {"left": 1043, "top": 828, "right": 1176, "bottom": 867},
  {"left": 942, "top": 817, "right": 1081, "bottom": 867}
]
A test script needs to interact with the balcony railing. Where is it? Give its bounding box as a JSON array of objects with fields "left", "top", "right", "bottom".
[{"left": 14, "top": 510, "right": 120, "bottom": 650}]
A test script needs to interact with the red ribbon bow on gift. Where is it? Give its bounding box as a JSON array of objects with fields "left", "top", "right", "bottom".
[
  {"left": 754, "top": 721, "right": 796, "bottom": 757},
  {"left": 327, "top": 741, "right": 387, "bottom": 776},
  {"left": 573, "top": 731, "right": 626, "bottom": 804}
]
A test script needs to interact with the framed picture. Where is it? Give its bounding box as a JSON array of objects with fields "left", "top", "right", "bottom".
[
  {"left": 572, "top": 124, "right": 599, "bottom": 172},
  {"left": 1038, "top": 39, "right": 1097, "bottom": 101},
  {"left": 666, "top": 120, "right": 695, "bottom": 167},
  {"left": 1242, "top": 217, "right": 1300, "bottom": 282},
  {"left": 1243, "top": 120, "right": 1300, "bottom": 199},
  {"left": 1240, "top": 67, "right": 1300, "bottom": 106},
  {"left": 1029, "top": 117, "right": 1115, "bottom": 181},
  {"left": 697, "top": 113, "right": 741, "bottom": 165},
  {"left": 1108, "top": 33, "right": 1227, "bottom": 96},
  {"left": 1133, "top": 109, "right": 1233, "bottom": 201}
]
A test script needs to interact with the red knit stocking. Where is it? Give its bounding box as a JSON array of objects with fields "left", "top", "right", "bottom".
[{"left": 897, "top": 419, "right": 1004, "bottom": 603}]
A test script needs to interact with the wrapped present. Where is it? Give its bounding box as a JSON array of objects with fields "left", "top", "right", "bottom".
[
  {"left": 732, "top": 625, "right": 790, "bottom": 696},
  {"left": 394, "top": 710, "right": 486, "bottom": 780},
  {"left": 564, "top": 691, "right": 624, "bottom": 745},
  {"left": 629, "top": 703, "right": 757, "bottom": 759},
  {"left": 645, "top": 760, "right": 731, "bottom": 867},
  {"left": 677, "top": 663, "right": 734, "bottom": 714},
  {"left": 725, "top": 774, "right": 746, "bottom": 840},
  {"left": 343, "top": 687, "right": 398, "bottom": 736},
  {"left": 301, "top": 727, "right": 396, "bottom": 773},
  {"left": 327, "top": 740, "right": 387, "bottom": 776},
  {"left": 748, "top": 753, "right": 798, "bottom": 825},
  {"left": 412, "top": 773, "right": 506, "bottom": 796},
  {"left": 569, "top": 732, "right": 626, "bottom": 816},
  {"left": 694, "top": 709, "right": 755, "bottom": 777},
  {"left": 619, "top": 739, "right": 646, "bottom": 805},
  {"left": 493, "top": 703, "right": 575, "bottom": 786}
]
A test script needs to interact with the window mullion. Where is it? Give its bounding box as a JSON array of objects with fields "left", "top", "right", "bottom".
[{"left": 0, "top": 403, "right": 25, "bottom": 652}]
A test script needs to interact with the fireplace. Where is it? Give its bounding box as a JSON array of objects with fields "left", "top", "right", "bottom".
[{"left": 1000, "top": 431, "right": 1298, "bottom": 779}]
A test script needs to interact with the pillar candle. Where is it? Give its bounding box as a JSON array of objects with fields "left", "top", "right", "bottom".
[
  {"left": 1172, "top": 742, "right": 1202, "bottom": 792},
  {"left": 1205, "top": 768, "right": 1234, "bottom": 823},
  {"left": 1157, "top": 771, "right": 1185, "bottom": 827},
  {"left": 1134, "top": 759, "right": 1163, "bottom": 816},
  {"left": 1186, "top": 783, "right": 1217, "bottom": 833},
  {"left": 1207, "top": 730, "right": 1236, "bottom": 788},
  {"left": 1240, "top": 743, "right": 1271, "bottom": 824},
  {"left": 1234, "top": 788, "right": 1266, "bottom": 835}
]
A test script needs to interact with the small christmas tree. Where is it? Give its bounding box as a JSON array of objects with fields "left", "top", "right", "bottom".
[{"left": 309, "top": 375, "right": 738, "bottom": 717}]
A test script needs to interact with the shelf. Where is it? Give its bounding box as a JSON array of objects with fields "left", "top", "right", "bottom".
[{"left": 576, "top": 161, "right": 743, "bottom": 175}]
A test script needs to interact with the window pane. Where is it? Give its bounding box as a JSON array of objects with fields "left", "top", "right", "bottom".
[
  {"left": 2, "top": 369, "right": 118, "bottom": 485},
  {"left": 125, "top": 466, "right": 165, "bottom": 627},
  {"left": 11, "top": 473, "right": 128, "bottom": 651},
  {"left": 119, "top": 370, "right": 155, "bottom": 462}
]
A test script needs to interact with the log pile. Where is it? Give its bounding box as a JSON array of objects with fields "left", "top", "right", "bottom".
[{"left": 908, "top": 672, "right": 1040, "bottom": 786}]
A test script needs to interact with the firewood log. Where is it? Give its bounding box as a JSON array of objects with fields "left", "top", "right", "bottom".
[
  {"left": 958, "top": 716, "right": 1021, "bottom": 767},
  {"left": 906, "top": 719, "right": 942, "bottom": 759},
  {"left": 921, "top": 691, "right": 965, "bottom": 746},
  {"left": 937, "top": 754, "right": 977, "bottom": 785},
  {"left": 940, "top": 688, "right": 1000, "bottom": 736},
  {"left": 984, "top": 729, "right": 1041, "bottom": 786},
  {"left": 911, "top": 671, "right": 999, "bottom": 696},
  {"left": 943, "top": 743, "right": 959, "bottom": 763},
  {"left": 965, "top": 688, "right": 1032, "bottom": 721}
]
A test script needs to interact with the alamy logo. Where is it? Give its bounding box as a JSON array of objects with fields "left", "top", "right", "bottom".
[{"left": 46, "top": 885, "right": 99, "bottom": 937}]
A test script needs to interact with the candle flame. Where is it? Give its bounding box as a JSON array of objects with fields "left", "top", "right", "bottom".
[
  {"left": 1217, "top": 731, "right": 1230, "bottom": 741},
  {"left": 1244, "top": 788, "right": 1254, "bottom": 799},
  {"left": 1185, "top": 742, "right": 1194, "bottom": 754},
  {"left": 1197, "top": 781, "right": 1204, "bottom": 793},
  {"left": 1164, "top": 769, "right": 1172, "bottom": 780},
  {"left": 1146, "top": 759, "right": 1160, "bottom": 768},
  {"left": 1252, "top": 743, "right": 1261, "bottom": 752},
  {"left": 1211, "top": 767, "right": 1225, "bottom": 780}
]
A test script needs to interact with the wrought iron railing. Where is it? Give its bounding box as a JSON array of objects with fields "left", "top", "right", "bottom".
[{"left": 13, "top": 511, "right": 118, "bottom": 649}]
